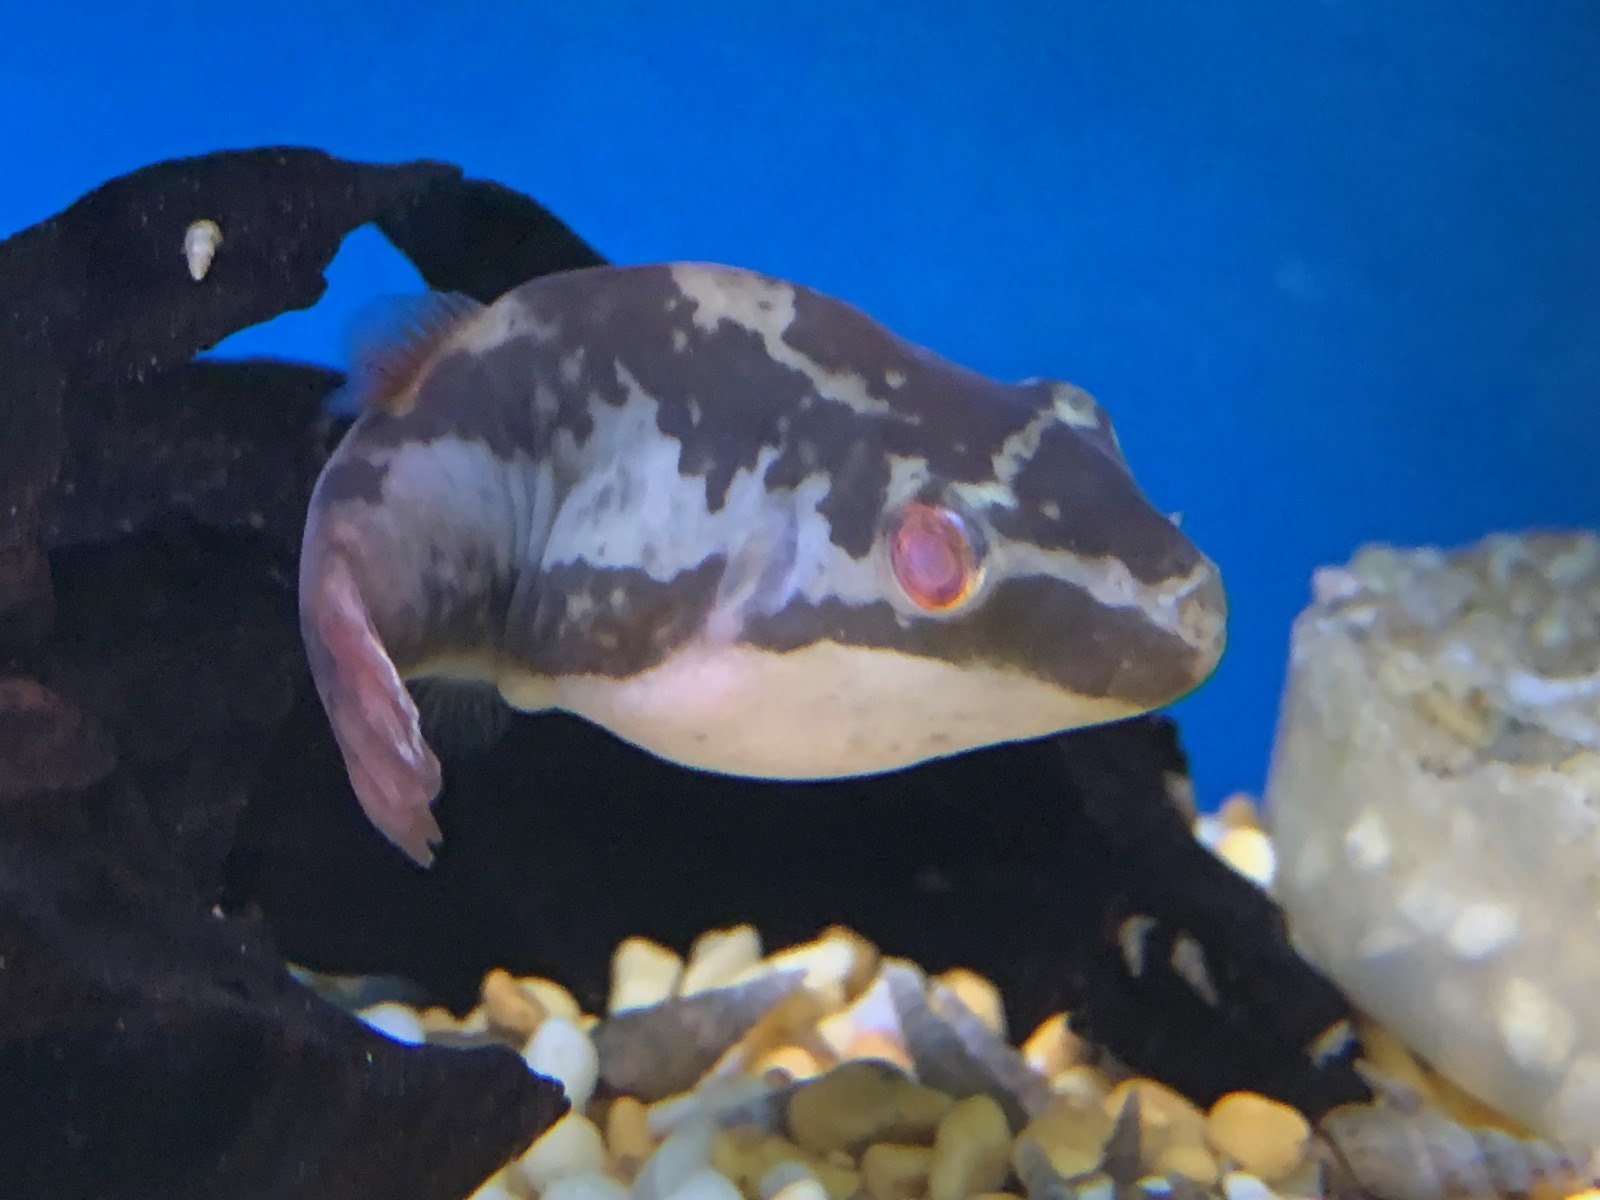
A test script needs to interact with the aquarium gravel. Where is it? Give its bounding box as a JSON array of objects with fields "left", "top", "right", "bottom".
[{"left": 295, "top": 796, "right": 1595, "bottom": 1200}]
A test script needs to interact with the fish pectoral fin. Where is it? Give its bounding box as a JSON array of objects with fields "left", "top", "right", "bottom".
[
  {"left": 409, "top": 675, "right": 514, "bottom": 760},
  {"left": 309, "top": 553, "right": 445, "bottom": 867}
]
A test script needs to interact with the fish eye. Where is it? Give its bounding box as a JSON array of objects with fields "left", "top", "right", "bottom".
[{"left": 886, "top": 498, "right": 986, "bottom": 613}]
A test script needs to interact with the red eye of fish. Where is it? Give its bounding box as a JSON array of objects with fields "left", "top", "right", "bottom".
[{"left": 888, "top": 501, "right": 983, "bottom": 612}]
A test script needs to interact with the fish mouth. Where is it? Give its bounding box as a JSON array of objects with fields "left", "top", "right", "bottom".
[{"left": 1172, "top": 554, "right": 1228, "bottom": 690}]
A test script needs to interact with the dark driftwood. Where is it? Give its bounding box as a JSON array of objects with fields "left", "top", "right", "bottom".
[
  {"left": 0, "top": 147, "right": 596, "bottom": 1200},
  {"left": 0, "top": 146, "right": 1367, "bottom": 1198}
]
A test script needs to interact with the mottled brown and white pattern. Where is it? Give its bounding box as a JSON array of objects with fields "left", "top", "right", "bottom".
[{"left": 299, "top": 262, "right": 1228, "bottom": 865}]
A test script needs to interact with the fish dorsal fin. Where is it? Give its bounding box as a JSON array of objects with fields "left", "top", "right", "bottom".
[{"left": 344, "top": 291, "right": 484, "bottom": 416}]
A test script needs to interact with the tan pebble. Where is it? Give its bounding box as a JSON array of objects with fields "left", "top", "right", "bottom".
[
  {"left": 709, "top": 1128, "right": 767, "bottom": 1189},
  {"left": 1205, "top": 1091, "right": 1310, "bottom": 1184},
  {"left": 606, "top": 1096, "right": 654, "bottom": 1181},
  {"left": 933, "top": 968, "right": 1006, "bottom": 1038},
  {"left": 481, "top": 967, "right": 546, "bottom": 1042},
  {"left": 520, "top": 976, "right": 585, "bottom": 1024},
  {"left": 414, "top": 1003, "right": 494, "bottom": 1048},
  {"left": 1015, "top": 1100, "right": 1113, "bottom": 1180},
  {"left": 739, "top": 989, "right": 834, "bottom": 1059},
  {"left": 680, "top": 925, "right": 765, "bottom": 995},
  {"left": 1102, "top": 1079, "right": 1206, "bottom": 1158},
  {"left": 715, "top": 1131, "right": 803, "bottom": 1194},
  {"left": 786, "top": 1059, "right": 954, "bottom": 1156},
  {"left": 609, "top": 937, "right": 684, "bottom": 1013},
  {"left": 756, "top": 1044, "right": 825, "bottom": 1083},
  {"left": 737, "top": 927, "right": 880, "bottom": 1006},
  {"left": 513, "top": 1112, "right": 607, "bottom": 1193},
  {"left": 929, "top": 1095, "right": 1011, "bottom": 1200},
  {"left": 1050, "top": 1065, "right": 1110, "bottom": 1108},
  {"left": 1152, "top": 1141, "right": 1220, "bottom": 1186},
  {"left": 1022, "top": 1013, "right": 1086, "bottom": 1076},
  {"left": 1215, "top": 827, "right": 1276, "bottom": 889},
  {"left": 860, "top": 1143, "right": 933, "bottom": 1200},
  {"left": 1218, "top": 793, "right": 1262, "bottom": 829}
]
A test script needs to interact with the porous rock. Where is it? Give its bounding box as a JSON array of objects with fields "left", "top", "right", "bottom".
[{"left": 1267, "top": 533, "right": 1600, "bottom": 1151}]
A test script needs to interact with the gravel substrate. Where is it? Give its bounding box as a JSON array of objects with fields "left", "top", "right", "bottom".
[{"left": 293, "top": 799, "right": 1598, "bottom": 1200}]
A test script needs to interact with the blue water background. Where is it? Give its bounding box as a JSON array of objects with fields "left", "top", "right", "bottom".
[{"left": 3, "top": 1, "right": 1597, "bottom": 810}]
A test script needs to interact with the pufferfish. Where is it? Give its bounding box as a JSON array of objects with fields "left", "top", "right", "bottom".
[{"left": 298, "top": 262, "right": 1227, "bottom": 866}]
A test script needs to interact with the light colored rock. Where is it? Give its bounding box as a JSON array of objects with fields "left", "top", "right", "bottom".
[
  {"left": 416, "top": 1002, "right": 494, "bottom": 1048},
  {"left": 609, "top": 937, "right": 685, "bottom": 1013},
  {"left": 680, "top": 925, "right": 764, "bottom": 995},
  {"left": 816, "top": 970, "right": 912, "bottom": 1072},
  {"left": 1204, "top": 1091, "right": 1310, "bottom": 1184},
  {"left": 525, "top": 1017, "right": 600, "bottom": 1110},
  {"left": 1214, "top": 827, "right": 1277, "bottom": 890},
  {"left": 799, "top": 1158, "right": 860, "bottom": 1200},
  {"left": 513, "top": 1113, "right": 607, "bottom": 1194},
  {"left": 1220, "top": 1171, "right": 1274, "bottom": 1200},
  {"left": 661, "top": 1168, "right": 745, "bottom": 1200},
  {"left": 356, "top": 1002, "right": 425, "bottom": 1045},
  {"left": 758, "top": 1161, "right": 828, "bottom": 1200},
  {"left": 465, "top": 1175, "right": 519, "bottom": 1200},
  {"left": 928, "top": 1095, "right": 1011, "bottom": 1200},
  {"left": 633, "top": 1119, "right": 716, "bottom": 1200},
  {"left": 648, "top": 1076, "right": 786, "bottom": 1138},
  {"left": 733, "top": 927, "right": 879, "bottom": 1007},
  {"left": 785, "top": 1059, "right": 953, "bottom": 1157},
  {"left": 934, "top": 968, "right": 1007, "bottom": 1040},
  {"left": 1264, "top": 531, "right": 1600, "bottom": 1153},
  {"left": 541, "top": 1171, "right": 632, "bottom": 1200}
]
